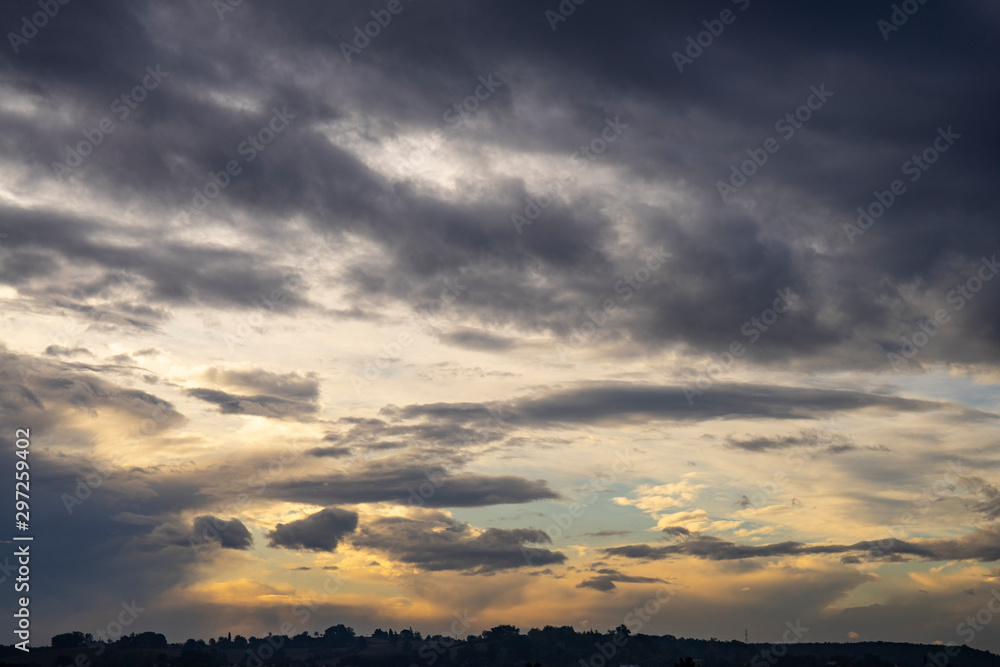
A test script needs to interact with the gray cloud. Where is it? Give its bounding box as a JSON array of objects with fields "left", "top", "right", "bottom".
[
  {"left": 201, "top": 367, "right": 319, "bottom": 400},
  {"left": 662, "top": 526, "right": 692, "bottom": 538},
  {"left": 184, "top": 515, "right": 253, "bottom": 550},
  {"left": 400, "top": 383, "right": 948, "bottom": 428},
  {"left": 604, "top": 528, "right": 1000, "bottom": 564},
  {"left": 266, "top": 457, "right": 559, "bottom": 508},
  {"left": 0, "top": 207, "right": 310, "bottom": 324},
  {"left": 353, "top": 511, "right": 565, "bottom": 573},
  {"left": 0, "top": 0, "right": 996, "bottom": 372},
  {"left": 956, "top": 476, "right": 1000, "bottom": 520},
  {"left": 0, "top": 345, "right": 185, "bottom": 435},
  {"left": 266, "top": 507, "right": 360, "bottom": 552},
  {"left": 576, "top": 568, "right": 667, "bottom": 592},
  {"left": 44, "top": 345, "right": 92, "bottom": 357},
  {"left": 306, "top": 445, "right": 353, "bottom": 458},
  {"left": 723, "top": 428, "right": 882, "bottom": 454},
  {"left": 436, "top": 328, "right": 519, "bottom": 352},
  {"left": 185, "top": 387, "right": 318, "bottom": 420}
]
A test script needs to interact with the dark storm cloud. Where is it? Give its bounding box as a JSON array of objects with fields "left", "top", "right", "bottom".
[
  {"left": 192, "top": 515, "right": 253, "bottom": 549},
  {"left": 306, "top": 445, "right": 352, "bottom": 458},
  {"left": 399, "top": 383, "right": 945, "bottom": 427},
  {"left": 145, "top": 515, "right": 254, "bottom": 551},
  {"left": 602, "top": 529, "right": 1000, "bottom": 563},
  {"left": 1, "top": 0, "right": 997, "bottom": 368},
  {"left": 266, "top": 507, "right": 359, "bottom": 552},
  {"left": 516, "top": 384, "right": 943, "bottom": 423},
  {"left": 279, "top": 1, "right": 1000, "bottom": 370},
  {"left": 352, "top": 511, "right": 565, "bottom": 573},
  {"left": 266, "top": 455, "right": 559, "bottom": 507},
  {"left": 0, "top": 447, "right": 242, "bottom": 644},
  {"left": 576, "top": 568, "right": 667, "bottom": 592},
  {"left": 0, "top": 205, "right": 310, "bottom": 320},
  {"left": 185, "top": 387, "right": 318, "bottom": 419}
]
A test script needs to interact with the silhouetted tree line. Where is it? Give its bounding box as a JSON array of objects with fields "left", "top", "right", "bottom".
[
  {"left": 4, "top": 625, "right": 993, "bottom": 667},
  {"left": 50, "top": 631, "right": 168, "bottom": 650}
]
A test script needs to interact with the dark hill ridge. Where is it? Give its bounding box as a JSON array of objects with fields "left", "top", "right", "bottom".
[{"left": 1, "top": 627, "right": 997, "bottom": 667}]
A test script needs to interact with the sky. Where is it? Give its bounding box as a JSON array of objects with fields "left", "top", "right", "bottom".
[{"left": 2, "top": 0, "right": 1000, "bottom": 652}]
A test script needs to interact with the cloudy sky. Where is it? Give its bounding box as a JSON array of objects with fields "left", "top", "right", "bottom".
[{"left": 2, "top": 0, "right": 1000, "bottom": 651}]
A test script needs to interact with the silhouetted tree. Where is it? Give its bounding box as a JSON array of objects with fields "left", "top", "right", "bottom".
[
  {"left": 323, "top": 624, "right": 356, "bottom": 648},
  {"left": 482, "top": 625, "right": 520, "bottom": 640},
  {"left": 122, "top": 632, "right": 167, "bottom": 649},
  {"left": 52, "top": 632, "right": 87, "bottom": 649}
]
